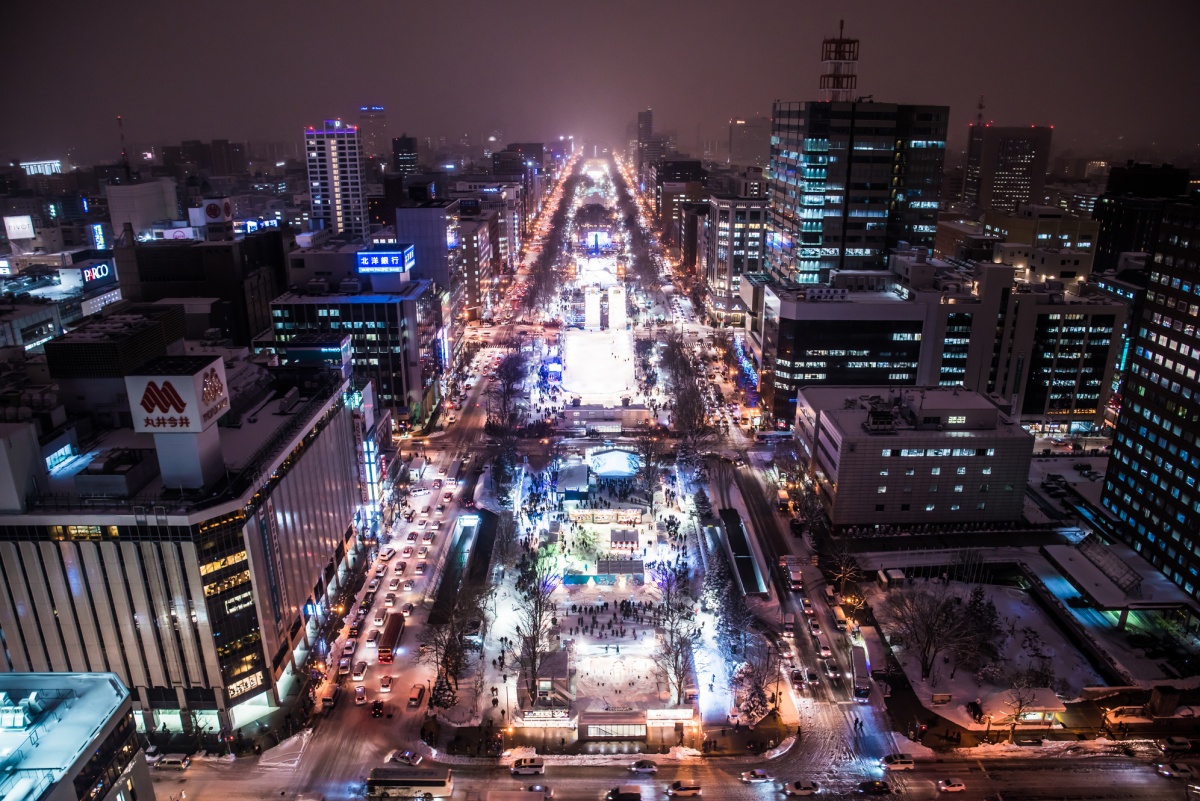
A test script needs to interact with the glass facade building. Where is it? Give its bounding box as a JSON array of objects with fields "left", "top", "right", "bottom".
[
  {"left": 766, "top": 101, "right": 948, "bottom": 284},
  {"left": 1103, "top": 201, "right": 1200, "bottom": 599}
]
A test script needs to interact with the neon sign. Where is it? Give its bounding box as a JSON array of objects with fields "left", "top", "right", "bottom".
[{"left": 356, "top": 246, "right": 415, "bottom": 274}]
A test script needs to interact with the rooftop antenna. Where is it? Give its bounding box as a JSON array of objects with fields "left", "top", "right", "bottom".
[
  {"left": 117, "top": 115, "right": 132, "bottom": 182},
  {"left": 975, "top": 95, "right": 985, "bottom": 127}
]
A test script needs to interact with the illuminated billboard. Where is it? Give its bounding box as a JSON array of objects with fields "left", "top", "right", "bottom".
[
  {"left": 125, "top": 358, "right": 230, "bottom": 434},
  {"left": 3, "top": 215, "right": 35, "bottom": 241},
  {"left": 356, "top": 245, "right": 415, "bottom": 274}
]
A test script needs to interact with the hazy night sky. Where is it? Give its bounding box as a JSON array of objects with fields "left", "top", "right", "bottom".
[{"left": 2, "top": 0, "right": 1198, "bottom": 165}]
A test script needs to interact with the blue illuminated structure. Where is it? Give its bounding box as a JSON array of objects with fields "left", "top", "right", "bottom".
[{"left": 734, "top": 337, "right": 759, "bottom": 388}]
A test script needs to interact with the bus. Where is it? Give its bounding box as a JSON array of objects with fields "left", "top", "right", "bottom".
[
  {"left": 754, "top": 431, "right": 793, "bottom": 444},
  {"left": 777, "top": 489, "right": 791, "bottom": 512},
  {"left": 367, "top": 767, "right": 453, "bottom": 799},
  {"left": 377, "top": 613, "right": 405, "bottom": 664},
  {"left": 445, "top": 459, "right": 462, "bottom": 486},
  {"left": 832, "top": 605, "right": 848, "bottom": 631},
  {"left": 851, "top": 645, "right": 871, "bottom": 702}
]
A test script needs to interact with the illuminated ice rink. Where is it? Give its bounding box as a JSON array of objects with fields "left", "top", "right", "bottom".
[{"left": 561, "top": 329, "right": 637, "bottom": 403}]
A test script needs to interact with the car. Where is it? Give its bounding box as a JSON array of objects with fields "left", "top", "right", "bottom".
[
  {"left": 936, "top": 780, "right": 966, "bottom": 793},
  {"left": 740, "top": 769, "right": 774, "bottom": 783},
  {"left": 417, "top": 519, "right": 428, "bottom": 528},
  {"left": 808, "top": 619, "right": 821, "bottom": 635},
  {"left": 387, "top": 749, "right": 422, "bottom": 766},
  {"left": 371, "top": 699, "right": 385, "bottom": 717},
  {"left": 436, "top": 503, "right": 447, "bottom": 514},
  {"left": 666, "top": 781, "right": 701, "bottom": 796},
  {"left": 783, "top": 780, "right": 820, "bottom": 796},
  {"left": 422, "top": 505, "right": 432, "bottom": 515},
  {"left": 801, "top": 598, "right": 814, "bottom": 615},
  {"left": 388, "top": 578, "right": 401, "bottom": 591},
  {"left": 342, "top": 641, "right": 356, "bottom": 656},
  {"left": 447, "top": 414, "right": 457, "bottom": 424},
  {"left": 380, "top": 675, "right": 393, "bottom": 692},
  {"left": 823, "top": 658, "right": 839, "bottom": 678},
  {"left": 374, "top": 564, "right": 387, "bottom": 578},
  {"left": 403, "top": 579, "right": 415, "bottom": 591},
  {"left": 406, "top": 531, "right": 418, "bottom": 542},
  {"left": 402, "top": 546, "right": 414, "bottom": 559},
  {"left": 395, "top": 561, "right": 407, "bottom": 574},
  {"left": 857, "top": 781, "right": 891, "bottom": 795},
  {"left": 354, "top": 686, "right": 367, "bottom": 705},
  {"left": 400, "top": 602, "right": 415, "bottom": 617},
  {"left": 432, "top": 480, "right": 443, "bottom": 490},
  {"left": 415, "top": 561, "right": 427, "bottom": 575},
  {"left": 1158, "top": 736, "right": 1193, "bottom": 753},
  {"left": 526, "top": 784, "right": 554, "bottom": 798},
  {"left": 417, "top": 546, "right": 430, "bottom": 559},
  {"left": 337, "top": 657, "right": 351, "bottom": 675},
  {"left": 380, "top": 547, "right": 396, "bottom": 561},
  {"left": 1157, "top": 762, "right": 1197, "bottom": 778},
  {"left": 443, "top": 491, "right": 454, "bottom": 502},
  {"left": 367, "top": 579, "right": 380, "bottom": 593},
  {"left": 384, "top": 593, "right": 397, "bottom": 607},
  {"left": 630, "top": 759, "right": 658, "bottom": 774}
]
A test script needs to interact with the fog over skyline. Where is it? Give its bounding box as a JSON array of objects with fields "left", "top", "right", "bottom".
[{"left": 2, "top": 0, "right": 1198, "bottom": 165}]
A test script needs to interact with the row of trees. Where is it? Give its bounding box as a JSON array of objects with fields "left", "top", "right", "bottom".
[
  {"left": 417, "top": 581, "right": 490, "bottom": 711},
  {"left": 523, "top": 163, "right": 585, "bottom": 313},
  {"left": 879, "top": 585, "right": 1003, "bottom": 681}
]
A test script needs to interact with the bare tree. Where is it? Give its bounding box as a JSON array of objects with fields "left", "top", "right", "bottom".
[
  {"left": 736, "top": 637, "right": 781, "bottom": 721},
  {"left": 879, "top": 587, "right": 974, "bottom": 680},
  {"left": 507, "top": 546, "right": 563, "bottom": 704},
  {"left": 417, "top": 581, "right": 489, "bottom": 709},
  {"left": 633, "top": 428, "right": 664, "bottom": 514},
  {"left": 1004, "top": 679, "right": 1039, "bottom": 743},
  {"left": 828, "top": 543, "right": 861, "bottom": 594},
  {"left": 647, "top": 561, "right": 700, "bottom": 705}
]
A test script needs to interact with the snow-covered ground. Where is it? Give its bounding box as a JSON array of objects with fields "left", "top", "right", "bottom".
[
  {"left": 561, "top": 329, "right": 636, "bottom": 402},
  {"left": 866, "top": 581, "right": 1102, "bottom": 731},
  {"left": 578, "top": 255, "right": 620, "bottom": 288}
]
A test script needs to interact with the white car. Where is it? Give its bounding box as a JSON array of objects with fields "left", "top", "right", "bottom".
[
  {"left": 386, "top": 749, "right": 422, "bottom": 766},
  {"left": 783, "top": 780, "right": 820, "bottom": 796},
  {"left": 1156, "top": 763, "right": 1197, "bottom": 778},
  {"left": 400, "top": 602, "right": 414, "bottom": 617},
  {"left": 384, "top": 593, "right": 396, "bottom": 607},
  {"left": 380, "top": 675, "right": 393, "bottom": 692},
  {"left": 417, "top": 546, "right": 431, "bottom": 559},
  {"left": 388, "top": 577, "right": 401, "bottom": 591},
  {"left": 630, "top": 760, "right": 658, "bottom": 774},
  {"left": 740, "top": 769, "right": 775, "bottom": 783},
  {"left": 354, "top": 686, "right": 367, "bottom": 705},
  {"left": 936, "top": 779, "right": 966, "bottom": 793}
]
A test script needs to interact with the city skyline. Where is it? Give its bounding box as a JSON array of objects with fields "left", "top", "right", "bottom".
[{"left": 2, "top": 0, "right": 1198, "bottom": 165}]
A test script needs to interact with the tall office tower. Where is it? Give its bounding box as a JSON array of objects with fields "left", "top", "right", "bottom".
[
  {"left": 1093, "top": 161, "right": 1191, "bottom": 272},
  {"left": 305, "top": 119, "right": 366, "bottom": 237},
  {"left": 767, "top": 101, "right": 947, "bottom": 283},
  {"left": 1102, "top": 201, "right": 1200, "bottom": 599},
  {"left": 962, "top": 125, "right": 1053, "bottom": 213},
  {"left": 637, "top": 108, "right": 654, "bottom": 183},
  {"left": 728, "top": 116, "right": 771, "bottom": 167},
  {"left": 818, "top": 21, "right": 858, "bottom": 102},
  {"left": 392, "top": 134, "right": 419, "bottom": 176},
  {"left": 358, "top": 105, "right": 388, "bottom": 158}
]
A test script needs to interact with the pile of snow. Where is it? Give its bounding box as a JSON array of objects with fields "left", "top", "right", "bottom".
[
  {"left": 889, "top": 734, "right": 936, "bottom": 757},
  {"left": 763, "top": 736, "right": 795, "bottom": 760},
  {"left": 667, "top": 746, "right": 703, "bottom": 760},
  {"left": 500, "top": 746, "right": 538, "bottom": 764},
  {"left": 258, "top": 729, "right": 311, "bottom": 768},
  {"left": 191, "top": 751, "right": 236, "bottom": 764}
]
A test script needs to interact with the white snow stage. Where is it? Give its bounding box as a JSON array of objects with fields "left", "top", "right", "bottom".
[{"left": 561, "top": 329, "right": 637, "bottom": 403}]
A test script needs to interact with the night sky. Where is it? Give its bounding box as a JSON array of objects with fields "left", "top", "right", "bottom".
[{"left": 3, "top": 0, "right": 1198, "bottom": 164}]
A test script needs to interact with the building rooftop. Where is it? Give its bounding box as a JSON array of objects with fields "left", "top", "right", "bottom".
[
  {"left": 0, "top": 673, "right": 129, "bottom": 800},
  {"left": 801, "top": 386, "right": 1029, "bottom": 439},
  {"left": 273, "top": 280, "right": 430, "bottom": 305}
]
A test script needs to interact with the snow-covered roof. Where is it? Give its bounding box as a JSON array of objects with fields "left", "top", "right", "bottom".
[{"left": 590, "top": 449, "right": 641, "bottom": 478}]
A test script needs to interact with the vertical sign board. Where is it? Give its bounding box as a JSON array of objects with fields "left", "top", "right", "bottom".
[{"left": 256, "top": 499, "right": 287, "bottom": 630}]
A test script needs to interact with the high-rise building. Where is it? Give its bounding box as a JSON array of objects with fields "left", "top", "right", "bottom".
[
  {"left": 637, "top": 108, "right": 654, "bottom": 183},
  {"left": 1102, "top": 200, "right": 1200, "bottom": 600},
  {"left": 272, "top": 276, "right": 443, "bottom": 417},
  {"left": 728, "top": 116, "right": 771, "bottom": 168},
  {"left": 392, "top": 134, "right": 419, "bottom": 176},
  {"left": 305, "top": 119, "right": 366, "bottom": 238},
  {"left": 394, "top": 200, "right": 465, "bottom": 366},
  {"left": 358, "top": 105, "right": 388, "bottom": 158},
  {"left": 703, "top": 193, "right": 768, "bottom": 325},
  {"left": 1, "top": 314, "right": 366, "bottom": 732},
  {"left": 962, "top": 125, "right": 1053, "bottom": 213},
  {"left": 1093, "top": 162, "right": 1191, "bottom": 272},
  {"left": 767, "top": 100, "right": 948, "bottom": 283}
]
